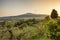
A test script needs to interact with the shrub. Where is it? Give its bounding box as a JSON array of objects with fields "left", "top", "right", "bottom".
[{"left": 46, "top": 20, "right": 58, "bottom": 40}]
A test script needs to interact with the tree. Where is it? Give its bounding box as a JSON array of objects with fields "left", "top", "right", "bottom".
[
  {"left": 45, "top": 16, "right": 50, "bottom": 20},
  {"left": 51, "top": 9, "right": 58, "bottom": 19}
]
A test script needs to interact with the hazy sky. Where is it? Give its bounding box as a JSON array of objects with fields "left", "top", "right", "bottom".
[{"left": 0, "top": 0, "right": 60, "bottom": 17}]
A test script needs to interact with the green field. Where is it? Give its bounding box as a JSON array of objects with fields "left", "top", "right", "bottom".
[{"left": 0, "top": 18, "right": 60, "bottom": 40}]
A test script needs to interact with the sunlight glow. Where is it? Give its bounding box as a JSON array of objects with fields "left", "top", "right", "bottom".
[{"left": 55, "top": 7, "right": 60, "bottom": 16}]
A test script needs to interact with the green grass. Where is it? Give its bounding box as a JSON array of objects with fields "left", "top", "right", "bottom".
[{"left": 0, "top": 19, "right": 60, "bottom": 40}]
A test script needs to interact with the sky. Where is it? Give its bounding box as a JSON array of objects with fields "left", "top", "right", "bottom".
[{"left": 0, "top": 0, "right": 60, "bottom": 17}]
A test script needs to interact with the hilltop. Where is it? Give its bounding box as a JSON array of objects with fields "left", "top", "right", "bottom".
[{"left": 0, "top": 13, "right": 48, "bottom": 21}]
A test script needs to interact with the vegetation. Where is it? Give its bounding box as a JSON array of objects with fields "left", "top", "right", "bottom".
[
  {"left": 51, "top": 9, "right": 58, "bottom": 19},
  {"left": 0, "top": 18, "right": 60, "bottom": 40},
  {"left": 0, "top": 9, "right": 60, "bottom": 40}
]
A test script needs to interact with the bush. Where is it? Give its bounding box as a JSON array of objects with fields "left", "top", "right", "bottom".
[{"left": 46, "top": 20, "right": 58, "bottom": 40}]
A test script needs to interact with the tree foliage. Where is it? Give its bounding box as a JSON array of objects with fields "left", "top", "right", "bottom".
[
  {"left": 51, "top": 9, "right": 58, "bottom": 19},
  {"left": 46, "top": 20, "right": 60, "bottom": 40}
]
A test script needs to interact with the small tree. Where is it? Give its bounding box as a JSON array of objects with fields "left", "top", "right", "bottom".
[
  {"left": 45, "top": 16, "right": 50, "bottom": 20},
  {"left": 51, "top": 9, "right": 58, "bottom": 19}
]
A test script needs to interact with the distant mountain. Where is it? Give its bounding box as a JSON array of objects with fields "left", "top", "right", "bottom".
[
  {"left": 18, "top": 13, "right": 47, "bottom": 17},
  {"left": 0, "top": 13, "right": 48, "bottom": 21}
]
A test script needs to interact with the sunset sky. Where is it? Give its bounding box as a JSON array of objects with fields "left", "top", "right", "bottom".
[{"left": 0, "top": 0, "right": 60, "bottom": 17}]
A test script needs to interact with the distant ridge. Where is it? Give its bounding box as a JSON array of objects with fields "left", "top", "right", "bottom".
[
  {"left": 0, "top": 13, "right": 48, "bottom": 21},
  {"left": 18, "top": 13, "right": 47, "bottom": 17}
]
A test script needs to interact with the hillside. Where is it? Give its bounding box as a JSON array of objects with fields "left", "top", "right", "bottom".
[{"left": 0, "top": 13, "right": 48, "bottom": 21}]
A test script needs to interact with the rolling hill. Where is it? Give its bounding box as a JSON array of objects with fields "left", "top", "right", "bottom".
[{"left": 0, "top": 13, "right": 48, "bottom": 21}]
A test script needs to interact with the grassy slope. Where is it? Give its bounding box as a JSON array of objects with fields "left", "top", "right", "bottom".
[{"left": 0, "top": 19, "right": 60, "bottom": 40}]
